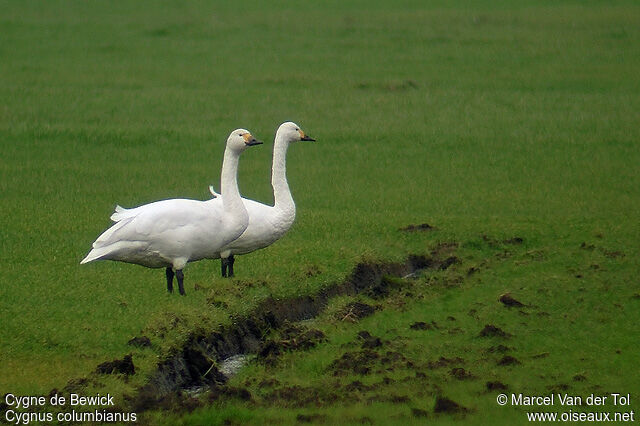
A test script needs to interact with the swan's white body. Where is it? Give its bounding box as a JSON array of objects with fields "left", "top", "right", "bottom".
[
  {"left": 210, "top": 122, "right": 313, "bottom": 270},
  {"left": 80, "top": 198, "right": 243, "bottom": 270},
  {"left": 211, "top": 195, "right": 296, "bottom": 256},
  {"left": 80, "top": 130, "right": 259, "bottom": 272}
]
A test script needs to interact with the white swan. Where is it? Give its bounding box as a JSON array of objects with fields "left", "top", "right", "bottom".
[
  {"left": 209, "top": 121, "right": 315, "bottom": 277},
  {"left": 80, "top": 129, "right": 263, "bottom": 295}
]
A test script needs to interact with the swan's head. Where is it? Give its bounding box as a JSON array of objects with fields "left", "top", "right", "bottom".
[
  {"left": 277, "top": 121, "right": 315, "bottom": 144},
  {"left": 227, "top": 129, "right": 263, "bottom": 152}
]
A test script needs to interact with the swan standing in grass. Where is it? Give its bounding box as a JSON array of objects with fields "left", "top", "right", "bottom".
[
  {"left": 80, "top": 129, "right": 262, "bottom": 295},
  {"left": 209, "top": 121, "right": 315, "bottom": 277}
]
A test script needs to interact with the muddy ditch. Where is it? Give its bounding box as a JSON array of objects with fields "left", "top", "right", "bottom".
[{"left": 118, "top": 245, "right": 459, "bottom": 411}]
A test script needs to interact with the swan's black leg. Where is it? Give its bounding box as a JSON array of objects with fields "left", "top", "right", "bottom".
[
  {"left": 221, "top": 257, "right": 229, "bottom": 278},
  {"left": 176, "top": 270, "right": 185, "bottom": 296},
  {"left": 166, "top": 267, "right": 174, "bottom": 293},
  {"left": 228, "top": 254, "right": 235, "bottom": 277}
]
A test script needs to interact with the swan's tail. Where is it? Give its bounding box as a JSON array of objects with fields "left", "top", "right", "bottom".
[
  {"left": 110, "top": 205, "right": 130, "bottom": 222},
  {"left": 208, "top": 185, "right": 220, "bottom": 198},
  {"left": 81, "top": 214, "right": 136, "bottom": 264},
  {"left": 80, "top": 247, "right": 110, "bottom": 264}
]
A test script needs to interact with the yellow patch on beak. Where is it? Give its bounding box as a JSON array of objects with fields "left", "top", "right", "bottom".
[
  {"left": 298, "top": 129, "right": 305, "bottom": 139},
  {"left": 242, "top": 133, "right": 253, "bottom": 143}
]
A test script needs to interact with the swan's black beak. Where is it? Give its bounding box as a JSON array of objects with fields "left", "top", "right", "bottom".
[
  {"left": 245, "top": 138, "right": 263, "bottom": 146},
  {"left": 301, "top": 135, "right": 315, "bottom": 142}
]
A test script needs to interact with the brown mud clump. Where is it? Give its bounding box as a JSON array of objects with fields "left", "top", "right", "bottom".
[
  {"left": 357, "top": 331, "right": 383, "bottom": 349},
  {"left": 96, "top": 354, "right": 135, "bottom": 375},
  {"left": 330, "top": 350, "right": 379, "bottom": 376},
  {"left": 434, "top": 396, "right": 468, "bottom": 414},
  {"left": 479, "top": 324, "right": 511, "bottom": 338},
  {"left": 400, "top": 223, "right": 435, "bottom": 232},
  {"left": 486, "top": 381, "right": 508, "bottom": 390},
  {"left": 499, "top": 293, "right": 525, "bottom": 308},
  {"left": 450, "top": 367, "right": 474, "bottom": 380},
  {"left": 412, "top": 407, "right": 429, "bottom": 417},
  {"left": 337, "top": 302, "right": 376, "bottom": 322},
  {"left": 497, "top": 355, "right": 521, "bottom": 366},
  {"left": 258, "top": 323, "right": 325, "bottom": 364}
]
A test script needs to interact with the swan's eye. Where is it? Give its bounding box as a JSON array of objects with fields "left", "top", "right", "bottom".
[{"left": 238, "top": 133, "right": 243, "bottom": 136}]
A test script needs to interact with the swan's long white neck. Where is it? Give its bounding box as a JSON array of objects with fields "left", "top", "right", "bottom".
[
  {"left": 220, "top": 148, "right": 245, "bottom": 216},
  {"left": 271, "top": 132, "right": 295, "bottom": 214}
]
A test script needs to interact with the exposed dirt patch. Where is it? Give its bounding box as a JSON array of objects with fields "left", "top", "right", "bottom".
[
  {"left": 344, "top": 380, "right": 373, "bottom": 392},
  {"left": 548, "top": 383, "right": 570, "bottom": 392},
  {"left": 412, "top": 407, "right": 429, "bottom": 417},
  {"left": 486, "top": 345, "right": 512, "bottom": 353},
  {"left": 96, "top": 354, "right": 135, "bottom": 375},
  {"left": 499, "top": 293, "right": 525, "bottom": 308},
  {"left": 532, "top": 352, "right": 549, "bottom": 359},
  {"left": 409, "top": 321, "right": 437, "bottom": 330},
  {"left": 400, "top": 223, "right": 435, "bottom": 232},
  {"left": 486, "top": 381, "right": 508, "bottom": 391},
  {"left": 258, "top": 322, "right": 326, "bottom": 364},
  {"left": 337, "top": 302, "right": 377, "bottom": 322},
  {"left": 450, "top": 367, "right": 474, "bottom": 380},
  {"left": 87, "top": 247, "right": 458, "bottom": 413},
  {"left": 497, "top": 355, "right": 521, "bottom": 366},
  {"left": 330, "top": 350, "right": 379, "bottom": 376},
  {"left": 434, "top": 396, "right": 468, "bottom": 414},
  {"left": 357, "top": 331, "right": 383, "bottom": 349},
  {"left": 128, "top": 336, "right": 152, "bottom": 348},
  {"left": 479, "top": 324, "right": 511, "bottom": 338},
  {"left": 504, "top": 237, "right": 524, "bottom": 245}
]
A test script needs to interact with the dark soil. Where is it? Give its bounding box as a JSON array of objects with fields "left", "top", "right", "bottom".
[
  {"left": 409, "top": 321, "right": 437, "bottom": 330},
  {"left": 96, "top": 354, "right": 135, "bottom": 375},
  {"left": 479, "top": 324, "right": 511, "bottom": 338},
  {"left": 258, "top": 322, "right": 326, "bottom": 364},
  {"left": 499, "top": 293, "right": 525, "bottom": 308},
  {"left": 434, "top": 396, "right": 467, "bottom": 414},
  {"left": 450, "top": 367, "right": 474, "bottom": 380},
  {"left": 358, "top": 331, "right": 383, "bottom": 349},
  {"left": 412, "top": 407, "right": 429, "bottom": 417},
  {"left": 330, "top": 350, "right": 379, "bottom": 376},
  {"left": 497, "top": 355, "right": 521, "bottom": 366},
  {"left": 486, "top": 381, "right": 508, "bottom": 391},
  {"left": 337, "top": 302, "right": 376, "bottom": 322},
  {"left": 504, "top": 237, "right": 524, "bottom": 245},
  {"left": 87, "top": 247, "right": 459, "bottom": 413},
  {"left": 488, "top": 345, "right": 512, "bottom": 354},
  {"left": 400, "top": 223, "right": 435, "bottom": 232}
]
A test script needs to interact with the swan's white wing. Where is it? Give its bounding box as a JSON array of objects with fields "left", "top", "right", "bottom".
[{"left": 84, "top": 199, "right": 227, "bottom": 267}]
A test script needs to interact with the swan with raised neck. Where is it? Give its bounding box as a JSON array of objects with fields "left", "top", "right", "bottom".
[
  {"left": 80, "top": 129, "right": 262, "bottom": 295},
  {"left": 210, "top": 121, "right": 315, "bottom": 277}
]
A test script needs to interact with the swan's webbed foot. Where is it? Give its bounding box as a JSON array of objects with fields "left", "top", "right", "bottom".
[
  {"left": 166, "top": 267, "right": 174, "bottom": 293},
  {"left": 176, "top": 270, "right": 185, "bottom": 295}
]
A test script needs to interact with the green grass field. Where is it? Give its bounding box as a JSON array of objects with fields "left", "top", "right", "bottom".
[{"left": 1, "top": 1, "right": 639, "bottom": 424}]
